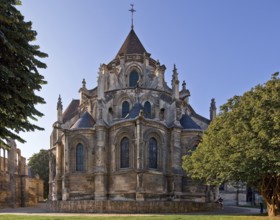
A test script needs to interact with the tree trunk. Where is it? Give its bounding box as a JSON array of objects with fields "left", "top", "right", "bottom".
[
  {"left": 259, "top": 175, "right": 280, "bottom": 217},
  {"left": 267, "top": 202, "right": 277, "bottom": 217}
]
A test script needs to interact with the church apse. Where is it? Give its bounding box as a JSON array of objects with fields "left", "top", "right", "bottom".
[{"left": 49, "top": 5, "right": 217, "bottom": 212}]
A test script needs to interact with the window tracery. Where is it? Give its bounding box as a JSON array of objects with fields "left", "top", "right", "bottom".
[
  {"left": 76, "top": 143, "right": 84, "bottom": 171},
  {"left": 148, "top": 138, "right": 157, "bottom": 169},
  {"left": 120, "top": 137, "right": 129, "bottom": 168}
]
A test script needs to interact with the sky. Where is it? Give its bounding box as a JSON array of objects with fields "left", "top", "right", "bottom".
[{"left": 17, "top": 0, "right": 280, "bottom": 160}]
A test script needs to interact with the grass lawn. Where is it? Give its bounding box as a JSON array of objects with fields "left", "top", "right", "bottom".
[{"left": 0, "top": 215, "right": 277, "bottom": 220}]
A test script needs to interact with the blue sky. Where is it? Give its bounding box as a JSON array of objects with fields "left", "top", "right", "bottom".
[{"left": 18, "top": 0, "right": 280, "bottom": 159}]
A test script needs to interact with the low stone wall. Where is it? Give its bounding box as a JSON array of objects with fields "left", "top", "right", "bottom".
[{"left": 48, "top": 200, "right": 215, "bottom": 213}]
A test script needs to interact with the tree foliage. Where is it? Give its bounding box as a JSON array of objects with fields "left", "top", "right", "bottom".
[
  {"left": 0, "top": 0, "right": 47, "bottom": 148},
  {"left": 182, "top": 73, "right": 280, "bottom": 217},
  {"left": 28, "top": 149, "right": 49, "bottom": 198}
]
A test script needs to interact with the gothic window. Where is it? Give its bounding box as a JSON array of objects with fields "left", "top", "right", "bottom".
[
  {"left": 120, "top": 137, "right": 129, "bottom": 168},
  {"left": 144, "top": 101, "right": 152, "bottom": 118},
  {"left": 148, "top": 138, "right": 157, "bottom": 169},
  {"left": 122, "top": 101, "right": 130, "bottom": 118},
  {"left": 76, "top": 143, "right": 84, "bottom": 171},
  {"left": 129, "top": 70, "right": 139, "bottom": 87}
]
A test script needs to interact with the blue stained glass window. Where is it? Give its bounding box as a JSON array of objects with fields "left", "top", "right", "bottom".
[
  {"left": 122, "top": 101, "right": 130, "bottom": 118},
  {"left": 120, "top": 137, "right": 129, "bottom": 168},
  {"left": 76, "top": 143, "right": 84, "bottom": 171},
  {"left": 144, "top": 101, "right": 152, "bottom": 118},
  {"left": 149, "top": 138, "right": 157, "bottom": 169},
  {"left": 129, "top": 71, "right": 139, "bottom": 87}
]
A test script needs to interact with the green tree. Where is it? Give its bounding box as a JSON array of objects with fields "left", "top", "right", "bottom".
[
  {"left": 0, "top": 0, "right": 47, "bottom": 148},
  {"left": 28, "top": 149, "right": 49, "bottom": 198},
  {"left": 182, "top": 73, "right": 280, "bottom": 217}
]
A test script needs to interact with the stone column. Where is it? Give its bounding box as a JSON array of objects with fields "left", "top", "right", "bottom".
[
  {"left": 62, "top": 132, "right": 69, "bottom": 201},
  {"left": 7, "top": 139, "right": 16, "bottom": 207},
  {"left": 55, "top": 142, "right": 62, "bottom": 200},
  {"left": 170, "top": 128, "right": 182, "bottom": 197},
  {"left": 135, "top": 116, "right": 145, "bottom": 201},
  {"left": 136, "top": 117, "right": 143, "bottom": 170},
  {"left": 48, "top": 151, "right": 53, "bottom": 200},
  {"left": 94, "top": 125, "right": 107, "bottom": 200}
]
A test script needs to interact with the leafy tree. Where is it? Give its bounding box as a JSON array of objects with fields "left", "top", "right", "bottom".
[
  {"left": 0, "top": 0, "right": 47, "bottom": 148},
  {"left": 28, "top": 149, "right": 49, "bottom": 198},
  {"left": 182, "top": 73, "right": 280, "bottom": 217}
]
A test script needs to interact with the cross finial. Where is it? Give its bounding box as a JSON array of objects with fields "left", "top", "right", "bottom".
[{"left": 129, "top": 4, "right": 136, "bottom": 29}]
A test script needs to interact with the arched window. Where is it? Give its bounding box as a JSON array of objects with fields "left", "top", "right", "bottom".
[
  {"left": 76, "top": 143, "right": 84, "bottom": 171},
  {"left": 148, "top": 138, "right": 157, "bottom": 169},
  {"left": 120, "top": 137, "right": 129, "bottom": 168},
  {"left": 129, "top": 70, "right": 139, "bottom": 87},
  {"left": 144, "top": 101, "right": 152, "bottom": 118},
  {"left": 122, "top": 101, "right": 130, "bottom": 118}
]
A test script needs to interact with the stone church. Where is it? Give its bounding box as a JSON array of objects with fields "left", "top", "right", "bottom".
[{"left": 49, "top": 24, "right": 217, "bottom": 210}]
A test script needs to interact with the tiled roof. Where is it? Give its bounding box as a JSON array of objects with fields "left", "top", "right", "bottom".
[
  {"left": 124, "top": 103, "right": 154, "bottom": 119},
  {"left": 180, "top": 114, "right": 201, "bottom": 129},
  {"left": 125, "top": 103, "right": 144, "bottom": 119},
  {"left": 116, "top": 29, "right": 147, "bottom": 58},
  {"left": 71, "top": 111, "right": 95, "bottom": 129},
  {"left": 62, "top": 99, "right": 80, "bottom": 123}
]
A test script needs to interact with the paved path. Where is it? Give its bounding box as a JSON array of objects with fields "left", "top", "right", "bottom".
[{"left": 0, "top": 202, "right": 262, "bottom": 216}]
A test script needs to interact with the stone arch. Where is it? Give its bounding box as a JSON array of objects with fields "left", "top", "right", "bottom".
[
  {"left": 113, "top": 91, "right": 134, "bottom": 106},
  {"left": 69, "top": 134, "right": 89, "bottom": 172},
  {"left": 114, "top": 127, "right": 135, "bottom": 170},
  {"left": 113, "top": 92, "right": 134, "bottom": 118},
  {"left": 141, "top": 92, "right": 158, "bottom": 105},
  {"left": 141, "top": 93, "right": 158, "bottom": 119},
  {"left": 125, "top": 63, "right": 143, "bottom": 87}
]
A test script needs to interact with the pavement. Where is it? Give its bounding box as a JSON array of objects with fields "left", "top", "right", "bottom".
[{"left": 0, "top": 202, "right": 264, "bottom": 216}]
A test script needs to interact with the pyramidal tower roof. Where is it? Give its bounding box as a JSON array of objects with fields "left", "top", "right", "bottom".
[{"left": 115, "top": 28, "right": 147, "bottom": 58}]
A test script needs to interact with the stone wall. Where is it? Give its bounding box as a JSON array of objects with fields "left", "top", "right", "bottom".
[
  {"left": 0, "top": 141, "right": 44, "bottom": 208},
  {"left": 26, "top": 176, "right": 44, "bottom": 206},
  {"left": 48, "top": 200, "right": 215, "bottom": 213}
]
